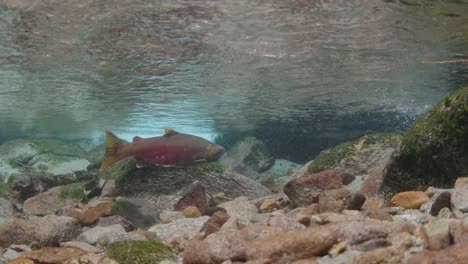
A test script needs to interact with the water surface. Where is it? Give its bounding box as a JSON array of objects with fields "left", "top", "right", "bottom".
[{"left": 0, "top": 0, "right": 467, "bottom": 160}]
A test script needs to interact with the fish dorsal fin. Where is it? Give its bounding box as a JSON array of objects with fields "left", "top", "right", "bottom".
[
  {"left": 132, "top": 136, "right": 143, "bottom": 142},
  {"left": 163, "top": 128, "right": 179, "bottom": 137}
]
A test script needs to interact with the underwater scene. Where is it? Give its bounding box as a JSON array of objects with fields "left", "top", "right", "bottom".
[{"left": 0, "top": 0, "right": 468, "bottom": 263}]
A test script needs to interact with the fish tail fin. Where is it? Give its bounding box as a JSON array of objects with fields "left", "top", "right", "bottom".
[{"left": 100, "top": 131, "right": 126, "bottom": 172}]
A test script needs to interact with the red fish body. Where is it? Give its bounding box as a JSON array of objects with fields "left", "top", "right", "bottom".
[{"left": 100, "top": 129, "right": 224, "bottom": 171}]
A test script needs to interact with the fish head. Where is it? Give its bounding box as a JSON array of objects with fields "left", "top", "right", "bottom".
[{"left": 205, "top": 143, "right": 225, "bottom": 161}]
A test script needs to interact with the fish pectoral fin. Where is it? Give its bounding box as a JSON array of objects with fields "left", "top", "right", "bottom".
[
  {"left": 163, "top": 128, "right": 179, "bottom": 137},
  {"left": 160, "top": 164, "right": 177, "bottom": 168}
]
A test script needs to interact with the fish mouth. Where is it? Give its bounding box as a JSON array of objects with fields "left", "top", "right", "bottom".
[{"left": 208, "top": 144, "right": 225, "bottom": 160}]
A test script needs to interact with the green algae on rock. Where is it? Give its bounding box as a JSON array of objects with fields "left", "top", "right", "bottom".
[
  {"left": 383, "top": 87, "right": 468, "bottom": 192},
  {"left": 106, "top": 240, "right": 174, "bottom": 264},
  {"left": 111, "top": 199, "right": 128, "bottom": 215},
  {"left": 59, "top": 182, "right": 85, "bottom": 200},
  {"left": 307, "top": 132, "right": 402, "bottom": 175}
]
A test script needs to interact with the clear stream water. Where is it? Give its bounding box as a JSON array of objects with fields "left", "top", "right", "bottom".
[{"left": 0, "top": 0, "right": 467, "bottom": 161}]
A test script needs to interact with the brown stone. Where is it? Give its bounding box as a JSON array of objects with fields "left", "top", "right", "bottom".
[
  {"left": 245, "top": 225, "right": 338, "bottom": 262},
  {"left": 291, "top": 259, "right": 318, "bottom": 264},
  {"left": 175, "top": 181, "right": 208, "bottom": 214},
  {"left": 6, "top": 258, "right": 35, "bottom": 264},
  {"left": 0, "top": 216, "right": 81, "bottom": 248},
  {"left": 345, "top": 246, "right": 404, "bottom": 264},
  {"left": 390, "top": 191, "right": 429, "bottom": 209},
  {"left": 21, "top": 247, "right": 85, "bottom": 263},
  {"left": 408, "top": 242, "right": 468, "bottom": 264},
  {"left": 423, "top": 219, "right": 454, "bottom": 250},
  {"left": 347, "top": 192, "right": 366, "bottom": 211},
  {"left": 182, "top": 206, "right": 202, "bottom": 218},
  {"left": 183, "top": 240, "right": 214, "bottom": 264},
  {"left": 283, "top": 169, "right": 343, "bottom": 207},
  {"left": 359, "top": 165, "right": 385, "bottom": 196},
  {"left": 318, "top": 188, "right": 352, "bottom": 213},
  {"left": 423, "top": 191, "right": 451, "bottom": 216},
  {"left": 449, "top": 221, "right": 468, "bottom": 244},
  {"left": 75, "top": 201, "right": 113, "bottom": 226},
  {"left": 204, "top": 211, "right": 230, "bottom": 238},
  {"left": 23, "top": 187, "right": 77, "bottom": 216},
  {"left": 339, "top": 172, "right": 356, "bottom": 185}
]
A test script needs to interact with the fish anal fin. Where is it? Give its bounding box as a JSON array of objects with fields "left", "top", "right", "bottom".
[
  {"left": 163, "top": 128, "right": 179, "bottom": 137},
  {"left": 132, "top": 136, "right": 143, "bottom": 142},
  {"left": 99, "top": 131, "right": 127, "bottom": 172}
]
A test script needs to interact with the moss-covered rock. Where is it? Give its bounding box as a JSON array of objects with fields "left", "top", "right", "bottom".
[
  {"left": 111, "top": 199, "right": 128, "bottom": 215},
  {"left": 59, "top": 182, "right": 85, "bottom": 200},
  {"left": 383, "top": 87, "right": 468, "bottom": 192},
  {"left": 307, "top": 132, "right": 402, "bottom": 175},
  {"left": 0, "top": 182, "right": 11, "bottom": 198},
  {"left": 106, "top": 240, "right": 174, "bottom": 264}
]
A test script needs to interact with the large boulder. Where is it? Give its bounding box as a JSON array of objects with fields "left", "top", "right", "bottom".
[
  {"left": 219, "top": 136, "right": 275, "bottom": 180},
  {"left": 304, "top": 132, "right": 402, "bottom": 195},
  {"left": 383, "top": 87, "right": 468, "bottom": 193},
  {"left": 0, "top": 138, "right": 91, "bottom": 182},
  {"left": 0, "top": 215, "right": 81, "bottom": 248},
  {"left": 100, "top": 158, "right": 272, "bottom": 205}
]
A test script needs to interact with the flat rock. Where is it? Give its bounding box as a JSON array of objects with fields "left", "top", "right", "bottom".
[
  {"left": 0, "top": 215, "right": 81, "bottom": 248},
  {"left": 96, "top": 215, "right": 135, "bottom": 231},
  {"left": 148, "top": 216, "right": 210, "bottom": 242},
  {"left": 245, "top": 225, "right": 338, "bottom": 262},
  {"left": 21, "top": 247, "right": 85, "bottom": 263},
  {"left": 60, "top": 241, "right": 102, "bottom": 253},
  {"left": 390, "top": 191, "right": 429, "bottom": 209},
  {"left": 345, "top": 246, "right": 404, "bottom": 264},
  {"left": 77, "top": 224, "right": 126, "bottom": 245},
  {"left": 218, "top": 196, "right": 258, "bottom": 222},
  {"left": 103, "top": 159, "right": 272, "bottom": 204}
]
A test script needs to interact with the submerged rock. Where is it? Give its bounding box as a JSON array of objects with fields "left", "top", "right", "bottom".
[
  {"left": 0, "top": 215, "right": 81, "bottom": 248},
  {"left": 283, "top": 170, "right": 343, "bottom": 207},
  {"left": 307, "top": 132, "right": 402, "bottom": 176},
  {"left": 106, "top": 240, "right": 175, "bottom": 264},
  {"left": 0, "top": 138, "right": 90, "bottom": 182},
  {"left": 383, "top": 87, "right": 468, "bottom": 192},
  {"left": 22, "top": 184, "right": 81, "bottom": 216},
  {"left": 101, "top": 158, "right": 271, "bottom": 209},
  {"left": 390, "top": 191, "right": 429, "bottom": 209},
  {"left": 219, "top": 136, "right": 274, "bottom": 180}
]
